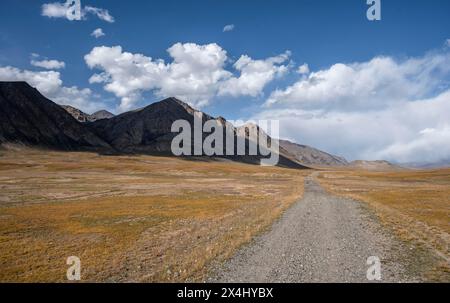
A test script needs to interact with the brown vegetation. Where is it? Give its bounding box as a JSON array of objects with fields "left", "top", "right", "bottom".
[{"left": 0, "top": 149, "right": 306, "bottom": 282}]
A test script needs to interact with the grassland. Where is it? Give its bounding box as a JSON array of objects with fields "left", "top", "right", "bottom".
[
  {"left": 316, "top": 169, "right": 450, "bottom": 281},
  {"left": 0, "top": 148, "right": 307, "bottom": 282}
]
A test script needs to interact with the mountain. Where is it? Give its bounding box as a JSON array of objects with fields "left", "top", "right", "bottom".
[
  {"left": 350, "top": 160, "right": 405, "bottom": 171},
  {"left": 402, "top": 160, "right": 450, "bottom": 169},
  {"left": 236, "top": 123, "right": 347, "bottom": 167},
  {"left": 61, "top": 105, "right": 115, "bottom": 122},
  {"left": 61, "top": 105, "right": 91, "bottom": 123},
  {"left": 236, "top": 123, "right": 266, "bottom": 143},
  {"left": 0, "top": 81, "right": 306, "bottom": 168},
  {"left": 89, "top": 97, "right": 212, "bottom": 154},
  {"left": 279, "top": 140, "right": 349, "bottom": 167},
  {"left": 90, "top": 110, "right": 115, "bottom": 121},
  {"left": 0, "top": 82, "right": 111, "bottom": 151},
  {"left": 90, "top": 98, "right": 307, "bottom": 168}
]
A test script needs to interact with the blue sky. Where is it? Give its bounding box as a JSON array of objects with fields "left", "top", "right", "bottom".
[{"left": 0, "top": 0, "right": 449, "bottom": 162}]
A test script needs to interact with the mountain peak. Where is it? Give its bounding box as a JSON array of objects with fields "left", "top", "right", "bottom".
[
  {"left": 158, "top": 97, "right": 198, "bottom": 115},
  {"left": 90, "top": 110, "right": 115, "bottom": 121},
  {"left": 0, "top": 81, "right": 111, "bottom": 150},
  {"left": 61, "top": 106, "right": 115, "bottom": 123}
]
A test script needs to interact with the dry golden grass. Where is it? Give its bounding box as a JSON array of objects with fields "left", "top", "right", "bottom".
[
  {"left": 0, "top": 148, "right": 307, "bottom": 282},
  {"left": 316, "top": 169, "right": 450, "bottom": 281}
]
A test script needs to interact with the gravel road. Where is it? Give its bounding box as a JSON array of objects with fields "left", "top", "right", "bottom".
[{"left": 211, "top": 174, "right": 417, "bottom": 283}]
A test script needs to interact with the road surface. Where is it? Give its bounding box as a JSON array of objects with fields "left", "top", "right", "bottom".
[{"left": 211, "top": 174, "right": 417, "bottom": 283}]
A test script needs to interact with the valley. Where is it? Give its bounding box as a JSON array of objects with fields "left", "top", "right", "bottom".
[
  {"left": 0, "top": 81, "right": 448, "bottom": 283},
  {"left": 0, "top": 148, "right": 448, "bottom": 282},
  {"left": 0, "top": 148, "right": 307, "bottom": 282}
]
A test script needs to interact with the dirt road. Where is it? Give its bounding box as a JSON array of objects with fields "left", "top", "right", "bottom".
[{"left": 211, "top": 174, "right": 418, "bottom": 283}]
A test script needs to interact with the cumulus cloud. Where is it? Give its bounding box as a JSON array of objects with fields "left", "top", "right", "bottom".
[
  {"left": 41, "top": 2, "right": 114, "bottom": 23},
  {"left": 41, "top": 2, "right": 67, "bottom": 18},
  {"left": 84, "top": 43, "right": 291, "bottom": 111},
  {"left": 265, "top": 52, "right": 450, "bottom": 111},
  {"left": 223, "top": 24, "right": 235, "bottom": 32},
  {"left": 0, "top": 66, "right": 107, "bottom": 113},
  {"left": 31, "top": 58, "right": 65, "bottom": 70},
  {"left": 297, "top": 63, "right": 310, "bottom": 75},
  {"left": 91, "top": 28, "right": 105, "bottom": 38},
  {"left": 218, "top": 51, "right": 291, "bottom": 97},
  {"left": 255, "top": 49, "right": 450, "bottom": 164}
]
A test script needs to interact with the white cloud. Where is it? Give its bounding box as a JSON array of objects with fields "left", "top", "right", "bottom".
[
  {"left": 84, "top": 6, "right": 114, "bottom": 23},
  {"left": 84, "top": 43, "right": 290, "bottom": 111},
  {"left": 223, "top": 24, "right": 235, "bottom": 32},
  {"left": 297, "top": 63, "right": 310, "bottom": 75},
  {"left": 255, "top": 49, "right": 450, "bottom": 164},
  {"left": 41, "top": 2, "right": 67, "bottom": 18},
  {"left": 91, "top": 28, "right": 105, "bottom": 38},
  {"left": 376, "top": 125, "right": 450, "bottom": 164},
  {"left": 31, "top": 59, "right": 66, "bottom": 70},
  {"left": 41, "top": 2, "right": 114, "bottom": 23},
  {"left": 218, "top": 51, "right": 291, "bottom": 97},
  {"left": 265, "top": 52, "right": 450, "bottom": 111},
  {"left": 446, "top": 39, "right": 450, "bottom": 48},
  {"left": 0, "top": 66, "right": 107, "bottom": 113}
]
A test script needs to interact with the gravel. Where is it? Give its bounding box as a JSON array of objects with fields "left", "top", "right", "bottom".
[{"left": 210, "top": 174, "right": 418, "bottom": 283}]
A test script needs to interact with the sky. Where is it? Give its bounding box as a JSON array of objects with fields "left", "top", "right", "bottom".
[{"left": 0, "top": 0, "right": 449, "bottom": 163}]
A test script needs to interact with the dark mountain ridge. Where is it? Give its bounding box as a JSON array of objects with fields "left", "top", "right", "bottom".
[
  {"left": 0, "top": 82, "right": 111, "bottom": 151},
  {"left": 0, "top": 82, "right": 306, "bottom": 168}
]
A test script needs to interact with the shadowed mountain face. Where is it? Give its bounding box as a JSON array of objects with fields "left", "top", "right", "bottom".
[
  {"left": 61, "top": 105, "right": 115, "bottom": 123},
  {"left": 89, "top": 98, "right": 307, "bottom": 168},
  {"left": 89, "top": 98, "right": 217, "bottom": 154},
  {"left": 0, "top": 82, "right": 306, "bottom": 168},
  {"left": 0, "top": 82, "right": 111, "bottom": 151}
]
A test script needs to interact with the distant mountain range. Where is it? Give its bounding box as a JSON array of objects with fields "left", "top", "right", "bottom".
[
  {"left": 7, "top": 81, "right": 433, "bottom": 170},
  {"left": 279, "top": 140, "right": 349, "bottom": 167},
  {"left": 349, "top": 160, "right": 405, "bottom": 171},
  {"left": 401, "top": 160, "right": 450, "bottom": 169},
  {"left": 61, "top": 105, "right": 115, "bottom": 123},
  {"left": 12, "top": 81, "right": 433, "bottom": 170}
]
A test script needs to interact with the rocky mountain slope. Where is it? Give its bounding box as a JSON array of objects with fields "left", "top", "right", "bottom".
[
  {"left": 279, "top": 140, "right": 349, "bottom": 167},
  {"left": 0, "top": 82, "right": 305, "bottom": 168},
  {"left": 61, "top": 105, "right": 114, "bottom": 122},
  {"left": 236, "top": 123, "right": 348, "bottom": 167},
  {"left": 89, "top": 98, "right": 306, "bottom": 168},
  {"left": 89, "top": 98, "right": 208, "bottom": 154},
  {"left": 0, "top": 82, "right": 111, "bottom": 151},
  {"left": 91, "top": 110, "right": 115, "bottom": 121}
]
